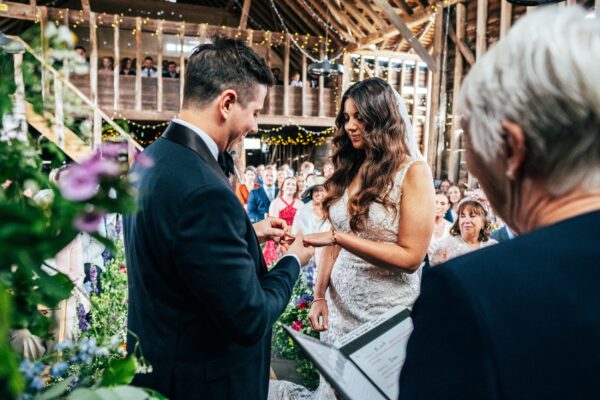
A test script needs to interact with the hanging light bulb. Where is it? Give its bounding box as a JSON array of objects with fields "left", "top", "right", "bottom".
[{"left": 307, "top": 6, "right": 344, "bottom": 78}]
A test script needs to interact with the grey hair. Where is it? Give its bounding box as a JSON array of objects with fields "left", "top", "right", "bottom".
[{"left": 458, "top": 6, "right": 600, "bottom": 195}]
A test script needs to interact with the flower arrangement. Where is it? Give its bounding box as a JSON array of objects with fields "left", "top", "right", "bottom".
[{"left": 272, "top": 261, "right": 319, "bottom": 389}]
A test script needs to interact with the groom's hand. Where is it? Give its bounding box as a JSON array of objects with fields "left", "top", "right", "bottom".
[{"left": 253, "top": 217, "right": 289, "bottom": 244}]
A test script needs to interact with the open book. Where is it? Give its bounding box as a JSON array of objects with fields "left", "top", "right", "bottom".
[{"left": 284, "top": 305, "right": 413, "bottom": 400}]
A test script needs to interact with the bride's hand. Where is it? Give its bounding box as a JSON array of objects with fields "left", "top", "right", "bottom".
[
  {"left": 308, "top": 299, "right": 329, "bottom": 331},
  {"left": 303, "top": 231, "right": 334, "bottom": 247}
]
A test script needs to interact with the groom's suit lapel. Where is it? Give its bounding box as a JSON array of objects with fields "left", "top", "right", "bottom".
[
  {"left": 161, "top": 122, "right": 230, "bottom": 187},
  {"left": 162, "top": 121, "right": 269, "bottom": 275}
]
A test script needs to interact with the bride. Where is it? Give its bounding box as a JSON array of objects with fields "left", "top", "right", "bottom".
[{"left": 303, "top": 77, "right": 435, "bottom": 398}]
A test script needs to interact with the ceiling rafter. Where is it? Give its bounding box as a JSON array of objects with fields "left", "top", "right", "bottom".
[
  {"left": 339, "top": 1, "right": 378, "bottom": 34},
  {"left": 295, "top": 0, "right": 355, "bottom": 43}
]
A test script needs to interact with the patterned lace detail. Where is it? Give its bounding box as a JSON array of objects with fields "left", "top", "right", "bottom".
[{"left": 323, "top": 160, "right": 421, "bottom": 347}]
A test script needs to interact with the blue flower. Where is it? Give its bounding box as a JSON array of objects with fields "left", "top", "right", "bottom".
[
  {"left": 55, "top": 338, "right": 73, "bottom": 351},
  {"left": 50, "top": 362, "right": 68, "bottom": 378},
  {"left": 30, "top": 376, "right": 45, "bottom": 391},
  {"left": 83, "top": 281, "right": 93, "bottom": 295},
  {"left": 19, "top": 360, "right": 35, "bottom": 379}
]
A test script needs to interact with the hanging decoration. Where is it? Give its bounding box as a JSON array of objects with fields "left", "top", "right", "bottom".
[{"left": 262, "top": 127, "right": 335, "bottom": 147}]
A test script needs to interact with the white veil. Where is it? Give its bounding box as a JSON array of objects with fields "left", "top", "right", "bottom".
[{"left": 392, "top": 88, "right": 425, "bottom": 161}]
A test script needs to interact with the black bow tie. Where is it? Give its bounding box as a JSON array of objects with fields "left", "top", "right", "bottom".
[{"left": 217, "top": 151, "right": 235, "bottom": 178}]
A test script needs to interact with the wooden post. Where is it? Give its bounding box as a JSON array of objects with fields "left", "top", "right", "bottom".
[
  {"left": 301, "top": 53, "right": 307, "bottom": 117},
  {"left": 246, "top": 29, "right": 254, "bottom": 47},
  {"left": 113, "top": 14, "right": 120, "bottom": 111},
  {"left": 342, "top": 52, "right": 351, "bottom": 93},
  {"left": 54, "top": 76, "right": 65, "bottom": 149},
  {"left": 423, "top": 69, "right": 433, "bottom": 158},
  {"left": 179, "top": 22, "right": 186, "bottom": 113},
  {"left": 358, "top": 55, "right": 365, "bottom": 81},
  {"left": 90, "top": 11, "right": 101, "bottom": 150},
  {"left": 30, "top": 0, "right": 36, "bottom": 13},
  {"left": 283, "top": 33, "right": 290, "bottom": 117},
  {"left": 374, "top": 56, "right": 380, "bottom": 78},
  {"left": 13, "top": 53, "right": 28, "bottom": 139},
  {"left": 239, "top": 0, "right": 252, "bottom": 29},
  {"left": 566, "top": 0, "right": 576, "bottom": 4},
  {"left": 500, "top": 0, "right": 512, "bottom": 39},
  {"left": 411, "top": 63, "right": 419, "bottom": 135},
  {"left": 427, "top": 10, "right": 444, "bottom": 174},
  {"left": 157, "top": 20, "right": 164, "bottom": 113},
  {"left": 399, "top": 61, "right": 406, "bottom": 96},
  {"left": 476, "top": 0, "right": 488, "bottom": 59},
  {"left": 39, "top": 6, "right": 49, "bottom": 102},
  {"left": 63, "top": 10, "right": 69, "bottom": 81},
  {"left": 387, "top": 57, "right": 393, "bottom": 85},
  {"left": 318, "top": 42, "right": 325, "bottom": 118},
  {"left": 135, "top": 16, "right": 142, "bottom": 111},
  {"left": 448, "top": 1, "right": 465, "bottom": 183}
]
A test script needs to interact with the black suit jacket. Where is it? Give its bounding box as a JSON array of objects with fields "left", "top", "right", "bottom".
[
  {"left": 247, "top": 186, "right": 278, "bottom": 223},
  {"left": 399, "top": 210, "right": 600, "bottom": 399},
  {"left": 124, "top": 122, "right": 300, "bottom": 399}
]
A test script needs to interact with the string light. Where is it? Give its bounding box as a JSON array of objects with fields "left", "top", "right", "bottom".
[{"left": 262, "top": 127, "right": 335, "bottom": 147}]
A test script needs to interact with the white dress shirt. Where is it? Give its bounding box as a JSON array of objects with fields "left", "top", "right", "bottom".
[{"left": 172, "top": 118, "right": 219, "bottom": 161}]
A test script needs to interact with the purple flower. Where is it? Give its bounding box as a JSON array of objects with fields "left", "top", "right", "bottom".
[
  {"left": 73, "top": 210, "right": 106, "bottom": 233},
  {"left": 135, "top": 152, "right": 154, "bottom": 168},
  {"left": 101, "top": 248, "right": 113, "bottom": 264},
  {"left": 77, "top": 303, "right": 89, "bottom": 331},
  {"left": 59, "top": 166, "right": 99, "bottom": 201},
  {"left": 100, "top": 143, "right": 127, "bottom": 159},
  {"left": 81, "top": 155, "right": 121, "bottom": 178}
]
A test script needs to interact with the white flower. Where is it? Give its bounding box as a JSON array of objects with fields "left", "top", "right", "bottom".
[
  {"left": 56, "top": 26, "right": 75, "bottom": 46},
  {"left": 45, "top": 22, "right": 58, "bottom": 38}
]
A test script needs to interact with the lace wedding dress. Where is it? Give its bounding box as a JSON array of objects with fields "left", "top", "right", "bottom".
[{"left": 313, "top": 159, "right": 422, "bottom": 399}]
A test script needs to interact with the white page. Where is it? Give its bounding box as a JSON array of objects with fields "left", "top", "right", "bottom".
[
  {"left": 286, "top": 328, "right": 387, "bottom": 400},
  {"left": 344, "top": 313, "right": 413, "bottom": 400}
]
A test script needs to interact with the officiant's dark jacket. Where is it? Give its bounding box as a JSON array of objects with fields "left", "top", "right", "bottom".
[
  {"left": 399, "top": 210, "right": 600, "bottom": 400},
  {"left": 124, "top": 122, "right": 300, "bottom": 399}
]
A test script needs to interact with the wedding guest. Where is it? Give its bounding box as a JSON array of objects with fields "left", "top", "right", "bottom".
[
  {"left": 271, "top": 67, "right": 283, "bottom": 85},
  {"left": 120, "top": 57, "right": 135, "bottom": 75},
  {"left": 100, "top": 56, "right": 113, "bottom": 73},
  {"left": 256, "top": 164, "right": 265, "bottom": 185},
  {"left": 163, "top": 61, "right": 179, "bottom": 78},
  {"left": 269, "top": 177, "right": 304, "bottom": 227},
  {"left": 292, "top": 175, "right": 331, "bottom": 270},
  {"left": 236, "top": 166, "right": 260, "bottom": 206},
  {"left": 429, "top": 198, "right": 497, "bottom": 265},
  {"left": 74, "top": 45, "right": 88, "bottom": 64},
  {"left": 322, "top": 161, "right": 334, "bottom": 179},
  {"left": 428, "top": 192, "right": 453, "bottom": 258},
  {"left": 447, "top": 184, "right": 463, "bottom": 221},
  {"left": 290, "top": 72, "right": 302, "bottom": 87},
  {"left": 300, "top": 161, "right": 315, "bottom": 177},
  {"left": 439, "top": 179, "right": 452, "bottom": 193},
  {"left": 141, "top": 56, "right": 157, "bottom": 78},
  {"left": 281, "top": 163, "right": 294, "bottom": 177},
  {"left": 399, "top": 8, "right": 600, "bottom": 399},
  {"left": 295, "top": 174, "right": 306, "bottom": 199},
  {"left": 247, "top": 165, "right": 278, "bottom": 222},
  {"left": 276, "top": 167, "right": 287, "bottom": 189}
]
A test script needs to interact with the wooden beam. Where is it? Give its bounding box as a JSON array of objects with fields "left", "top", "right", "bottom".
[
  {"left": 411, "top": 63, "right": 419, "bottom": 132},
  {"left": 371, "top": 0, "right": 436, "bottom": 71},
  {"left": 239, "top": 0, "right": 251, "bottom": 29},
  {"left": 39, "top": 6, "right": 49, "bottom": 102},
  {"left": 388, "top": 0, "right": 414, "bottom": 15},
  {"left": 448, "top": 21, "right": 475, "bottom": 66},
  {"left": 90, "top": 11, "right": 101, "bottom": 150},
  {"left": 356, "top": 0, "right": 390, "bottom": 29},
  {"left": 285, "top": 0, "right": 327, "bottom": 44},
  {"left": 340, "top": 1, "right": 377, "bottom": 34},
  {"left": 352, "top": 49, "right": 423, "bottom": 62},
  {"left": 401, "top": 18, "right": 434, "bottom": 52},
  {"left": 448, "top": 0, "right": 465, "bottom": 183},
  {"left": 399, "top": 61, "right": 406, "bottom": 95},
  {"left": 301, "top": 53, "right": 308, "bottom": 117},
  {"left": 355, "top": 0, "right": 461, "bottom": 48},
  {"left": 29, "top": 0, "right": 36, "bottom": 13},
  {"left": 322, "top": 0, "right": 365, "bottom": 38},
  {"left": 81, "top": 0, "right": 90, "bottom": 13},
  {"left": 358, "top": 55, "right": 365, "bottom": 81},
  {"left": 157, "top": 19, "right": 163, "bottom": 113},
  {"left": 113, "top": 14, "right": 120, "bottom": 111},
  {"left": 318, "top": 43, "right": 325, "bottom": 118},
  {"left": 296, "top": 0, "right": 355, "bottom": 43},
  {"left": 135, "top": 16, "right": 142, "bottom": 111},
  {"left": 476, "top": 0, "right": 488, "bottom": 59},
  {"left": 54, "top": 74, "right": 65, "bottom": 149},
  {"left": 500, "top": 0, "right": 512, "bottom": 39},
  {"left": 422, "top": 69, "right": 432, "bottom": 157},
  {"left": 283, "top": 33, "right": 290, "bottom": 117},
  {"left": 426, "top": 10, "right": 443, "bottom": 170},
  {"left": 342, "top": 52, "right": 352, "bottom": 93}
]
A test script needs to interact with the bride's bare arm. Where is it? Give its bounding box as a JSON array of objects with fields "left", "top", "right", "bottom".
[
  {"left": 308, "top": 244, "right": 341, "bottom": 331},
  {"left": 304, "top": 162, "right": 435, "bottom": 273}
]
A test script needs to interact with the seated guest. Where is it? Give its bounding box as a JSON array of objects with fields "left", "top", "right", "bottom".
[
  {"left": 428, "top": 192, "right": 453, "bottom": 258},
  {"left": 429, "top": 198, "right": 497, "bottom": 265},
  {"left": 290, "top": 72, "right": 302, "bottom": 87},
  {"left": 247, "top": 165, "right": 278, "bottom": 222},
  {"left": 235, "top": 166, "right": 260, "bottom": 207},
  {"left": 141, "top": 56, "right": 157, "bottom": 78},
  {"left": 400, "top": 7, "right": 600, "bottom": 399},
  {"left": 100, "top": 56, "right": 113, "bottom": 73},
  {"left": 163, "top": 61, "right": 179, "bottom": 78},
  {"left": 120, "top": 57, "right": 135, "bottom": 75}
]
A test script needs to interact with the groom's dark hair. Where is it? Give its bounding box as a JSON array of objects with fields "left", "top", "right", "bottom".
[{"left": 183, "top": 36, "right": 274, "bottom": 108}]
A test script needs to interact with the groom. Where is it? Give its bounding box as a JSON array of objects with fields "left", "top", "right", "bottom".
[{"left": 123, "top": 37, "right": 313, "bottom": 399}]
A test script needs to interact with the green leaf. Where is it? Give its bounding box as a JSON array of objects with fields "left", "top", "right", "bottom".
[
  {"left": 37, "top": 271, "right": 74, "bottom": 308},
  {"left": 36, "top": 375, "right": 77, "bottom": 400},
  {"left": 98, "top": 357, "right": 137, "bottom": 387}
]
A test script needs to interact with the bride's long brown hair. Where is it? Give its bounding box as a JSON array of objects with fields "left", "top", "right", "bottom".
[{"left": 323, "top": 78, "right": 410, "bottom": 232}]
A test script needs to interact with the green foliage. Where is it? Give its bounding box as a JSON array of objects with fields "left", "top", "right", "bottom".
[
  {"left": 272, "top": 268, "right": 320, "bottom": 390},
  {"left": 0, "top": 282, "right": 25, "bottom": 399}
]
